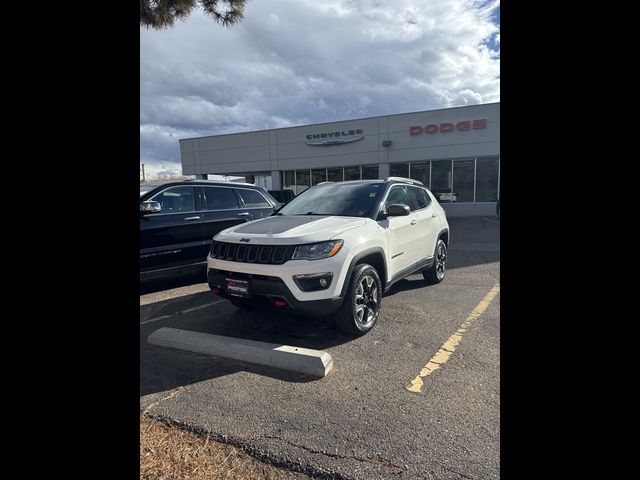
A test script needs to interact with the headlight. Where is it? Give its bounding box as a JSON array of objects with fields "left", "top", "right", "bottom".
[{"left": 292, "top": 240, "right": 343, "bottom": 260}]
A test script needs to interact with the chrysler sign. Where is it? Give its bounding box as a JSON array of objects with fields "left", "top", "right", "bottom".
[
  {"left": 409, "top": 119, "right": 486, "bottom": 135},
  {"left": 306, "top": 129, "right": 364, "bottom": 146}
]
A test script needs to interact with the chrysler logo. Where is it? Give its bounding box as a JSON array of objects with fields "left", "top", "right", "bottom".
[
  {"left": 305, "top": 136, "right": 364, "bottom": 146},
  {"left": 305, "top": 129, "right": 364, "bottom": 146},
  {"left": 239, "top": 238, "right": 250, "bottom": 243}
]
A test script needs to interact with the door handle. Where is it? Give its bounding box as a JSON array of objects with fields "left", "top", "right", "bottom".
[
  {"left": 432, "top": 212, "right": 437, "bottom": 218},
  {"left": 411, "top": 219, "right": 417, "bottom": 225},
  {"left": 237, "top": 212, "right": 250, "bottom": 217},
  {"left": 183, "top": 216, "right": 201, "bottom": 221}
]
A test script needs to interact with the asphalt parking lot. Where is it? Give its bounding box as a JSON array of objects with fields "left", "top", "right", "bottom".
[{"left": 140, "top": 216, "right": 500, "bottom": 479}]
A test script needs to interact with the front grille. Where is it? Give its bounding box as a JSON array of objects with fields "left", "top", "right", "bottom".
[
  {"left": 208, "top": 268, "right": 281, "bottom": 282},
  {"left": 210, "top": 241, "right": 295, "bottom": 265}
]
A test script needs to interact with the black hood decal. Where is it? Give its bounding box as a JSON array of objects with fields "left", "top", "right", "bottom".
[{"left": 233, "top": 216, "right": 329, "bottom": 234}]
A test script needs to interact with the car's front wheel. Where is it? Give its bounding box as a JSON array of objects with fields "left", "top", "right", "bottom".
[
  {"left": 423, "top": 239, "right": 447, "bottom": 284},
  {"left": 334, "top": 263, "right": 382, "bottom": 336}
]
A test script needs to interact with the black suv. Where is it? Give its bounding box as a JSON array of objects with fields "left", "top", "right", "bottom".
[{"left": 140, "top": 180, "right": 278, "bottom": 277}]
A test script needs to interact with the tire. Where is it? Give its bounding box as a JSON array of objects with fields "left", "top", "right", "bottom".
[
  {"left": 229, "top": 298, "right": 256, "bottom": 311},
  {"left": 423, "top": 239, "right": 447, "bottom": 284},
  {"left": 334, "top": 263, "right": 382, "bottom": 336}
]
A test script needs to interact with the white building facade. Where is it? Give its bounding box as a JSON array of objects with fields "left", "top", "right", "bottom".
[{"left": 180, "top": 103, "right": 499, "bottom": 216}]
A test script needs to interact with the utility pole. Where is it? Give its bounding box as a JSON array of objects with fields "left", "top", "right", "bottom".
[{"left": 141, "top": 164, "right": 146, "bottom": 182}]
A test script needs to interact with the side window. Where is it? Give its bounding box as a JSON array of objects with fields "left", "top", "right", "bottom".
[
  {"left": 407, "top": 188, "right": 420, "bottom": 211},
  {"left": 385, "top": 186, "right": 409, "bottom": 210},
  {"left": 203, "top": 187, "right": 239, "bottom": 210},
  {"left": 408, "top": 186, "right": 431, "bottom": 210},
  {"left": 150, "top": 186, "right": 196, "bottom": 213},
  {"left": 237, "top": 189, "right": 271, "bottom": 208}
]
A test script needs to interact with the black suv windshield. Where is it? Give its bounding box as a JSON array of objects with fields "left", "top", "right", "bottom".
[
  {"left": 140, "top": 184, "right": 160, "bottom": 197},
  {"left": 278, "top": 182, "right": 382, "bottom": 217}
]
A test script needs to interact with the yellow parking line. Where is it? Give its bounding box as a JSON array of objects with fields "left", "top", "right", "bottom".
[{"left": 406, "top": 283, "right": 500, "bottom": 393}]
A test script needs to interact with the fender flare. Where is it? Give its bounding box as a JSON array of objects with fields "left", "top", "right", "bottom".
[
  {"left": 339, "top": 247, "right": 388, "bottom": 297},
  {"left": 438, "top": 228, "right": 450, "bottom": 245}
]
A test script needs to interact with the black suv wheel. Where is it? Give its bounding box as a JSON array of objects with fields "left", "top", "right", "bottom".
[{"left": 334, "top": 263, "right": 382, "bottom": 336}]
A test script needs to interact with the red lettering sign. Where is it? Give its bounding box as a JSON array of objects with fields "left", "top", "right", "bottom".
[
  {"left": 456, "top": 121, "right": 470, "bottom": 131},
  {"left": 408, "top": 119, "right": 487, "bottom": 135}
]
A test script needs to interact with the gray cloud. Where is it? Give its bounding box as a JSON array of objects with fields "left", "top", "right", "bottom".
[{"left": 141, "top": 0, "right": 500, "bottom": 179}]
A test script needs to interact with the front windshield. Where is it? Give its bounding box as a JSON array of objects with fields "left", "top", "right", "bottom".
[
  {"left": 140, "top": 184, "right": 157, "bottom": 197},
  {"left": 278, "top": 182, "right": 382, "bottom": 217}
]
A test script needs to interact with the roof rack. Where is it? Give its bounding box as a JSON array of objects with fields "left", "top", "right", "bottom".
[
  {"left": 182, "top": 179, "right": 254, "bottom": 186},
  {"left": 384, "top": 176, "right": 424, "bottom": 186}
]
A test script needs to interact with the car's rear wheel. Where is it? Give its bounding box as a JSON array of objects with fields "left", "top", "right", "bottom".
[
  {"left": 423, "top": 239, "right": 447, "bottom": 284},
  {"left": 334, "top": 263, "right": 382, "bottom": 336}
]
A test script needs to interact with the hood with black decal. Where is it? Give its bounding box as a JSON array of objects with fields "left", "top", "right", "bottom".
[{"left": 214, "top": 215, "right": 367, "bottom": 245}]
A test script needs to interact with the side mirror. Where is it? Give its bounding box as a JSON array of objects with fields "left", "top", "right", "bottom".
[
  {"left": 386, "top": 204, "right": 410, "bottom": 217},
  {"left": 140, "top": 200, "right": 162, "bottom": 214}
]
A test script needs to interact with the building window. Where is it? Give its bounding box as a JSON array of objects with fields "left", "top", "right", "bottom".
[
  {"left": 362, "top": 164, "right": 379, "bottom": 180},
  {"left": 311, "top": 168, "right": 327, "bottom": 186},
  {"left": 475, "top": 156, "right": 499, "bottom": 202},
  {"left": 344, "top": 166, "right": 360, "bottom": 181},
  {"left": 328, "top": 167, "right": 343, "bottom": 182},
  {"left": 284, "top": 171, "right": 295, "bottom": 192},
  {"left": 390, "top": 163, "right": 409, "bottom": 178},
  {"left": 431, "top": 160, "right": 453, "bottom": 203},
  {"left": 296, "top": 169, "right": 310, "bottom": 194},
  {"left": 453, "top": 158, "right": 475, "bottom": 203},
  {"left": 283, "top": 156, "right": 498, "bottom": 203},
  {"left": 409, "top": 162, "right": 430, "bottom": 188}
]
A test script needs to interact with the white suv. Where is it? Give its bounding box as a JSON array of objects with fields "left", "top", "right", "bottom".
[{"left": 207, "top": 178, "right": 449, "bottom": 336}]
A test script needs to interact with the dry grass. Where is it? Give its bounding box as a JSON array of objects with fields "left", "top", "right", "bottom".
[{"left": 140, "top": 414, "right": 313, "bottom": 480}]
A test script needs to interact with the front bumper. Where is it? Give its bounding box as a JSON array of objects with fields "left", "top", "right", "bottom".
[
  {"left": 207, "top": 251, "right": 349, "bottom": 301},
  {"left": 207, "top": 267, "right": 343, "bottom": 316}
]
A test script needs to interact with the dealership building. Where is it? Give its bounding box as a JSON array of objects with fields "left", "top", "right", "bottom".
[{"left": 180, "top": 102, "right": 499, "bottom": 216}]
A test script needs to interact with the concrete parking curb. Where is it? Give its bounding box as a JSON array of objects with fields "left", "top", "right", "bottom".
[{"left": 148, "top": 327, "right": 333, "bottom": 378}]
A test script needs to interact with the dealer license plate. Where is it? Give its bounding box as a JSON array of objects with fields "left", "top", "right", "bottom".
[{"left": 225, "top": 278, "right": 250, "bottom": 297}]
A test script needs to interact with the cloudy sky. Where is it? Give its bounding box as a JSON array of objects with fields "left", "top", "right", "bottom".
[{"left": 140, "top": 0, "right": 500, "bottom": 180}]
